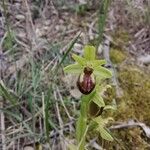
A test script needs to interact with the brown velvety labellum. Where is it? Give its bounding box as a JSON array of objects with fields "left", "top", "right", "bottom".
[{"left": 77, "top": 67, "right": 95, "bottom": 95}]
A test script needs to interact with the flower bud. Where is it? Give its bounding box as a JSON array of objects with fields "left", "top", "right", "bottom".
[
  {"left": 89, "top": 101, "right": 104, "bottom": 117},
  {"left": 77, "top": 67, "right": 95, "bottom": 95}
]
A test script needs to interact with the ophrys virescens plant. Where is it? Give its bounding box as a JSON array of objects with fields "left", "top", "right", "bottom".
[{"left": 64, "top": 45, "right": 116, "bottom": 150}]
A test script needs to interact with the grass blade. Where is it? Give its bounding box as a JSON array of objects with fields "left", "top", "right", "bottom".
[
  {"left": 54, "top": 32, "right": 81, "bottom": 75},
  {"left": 0, "top": 80, "right": 18, "bottom": 104},
  {"left": 97, "top": 0, "right": 110, "bottom": 49}
]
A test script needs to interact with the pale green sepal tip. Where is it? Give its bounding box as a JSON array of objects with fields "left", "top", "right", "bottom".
[
  {"left": 63, "top": 64, "right": 82, "bottom": 74},
  {"left": 99, "top": 127, "right": 114, "bottom": 141},
  {"left": 92, "top": 94, "right": 105, "bottom": 107},
  {"left": 92, "top": 59, "right": 107, "bottom": 67},
  {"left": 104, "top": 105, "right": 117, "bottom": 111},
  {"left": 94, "top": 66, "right": 112, "bottom": 78},
  {"left": 84, "top": 45, "right": 96, "bottom": 61},
  {"left": 72, "top": 53, "right": 86, "bottom": 66},
  {"left": 94, "top": 116, "right": 114, "bottom": 141}
]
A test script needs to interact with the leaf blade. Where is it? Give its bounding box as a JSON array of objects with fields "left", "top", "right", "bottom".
[
  {"left": 0, "top": 80, "right": 18, "bottom": 104},
  {"left": 55, "top": 32, "right": 81, "bottom": 75}
]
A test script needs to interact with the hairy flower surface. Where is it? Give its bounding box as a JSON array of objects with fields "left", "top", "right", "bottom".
[
  {"left": 64, "top": 45, "right": 112, "bottom": 94},
  {"left": 77, "top": 67, "right": 95, "bottom": 94}
]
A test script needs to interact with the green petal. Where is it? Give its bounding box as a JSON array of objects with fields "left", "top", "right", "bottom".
[
  {"left": 94, "top": 66, "right": 112, "bottom": 78},
  {"left": 92, "top": 59, "right": 107, "bottom": 68},
  {"left": 92, "top": 93, "right": 105, "bottom": 107},
  {"left": 72, "top": 54, "right": 86, "bottom": 66},
  {"left": 84, "top": 45, "right": 96, "bottom": 61},
  {"left": 94, "top": 116, "right": 113, "bottom": 127},
  {"left": 63, "top": 64, "right": 82, "bottom": 74},
  {"left": 99, "top": 127, "right": 114, "bottom": 141},
  {"left": 104, "top": 105, "right": 117, "bottom": 111}
]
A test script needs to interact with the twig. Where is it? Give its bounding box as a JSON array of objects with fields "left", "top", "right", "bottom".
[
  {"left": 110, "top": 120, "right": 150, "bottom": 138},
  {"left": 56, "top": 86, "right": 72, "bottom": 120},
  {"left": 54, "top": 90, "right": 66, "bottom": 150}
]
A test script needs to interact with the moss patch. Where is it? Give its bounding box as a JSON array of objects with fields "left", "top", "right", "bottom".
[
  {"left": 113, "top": 28, "right": 131, "bottom": 46},
  {"left": 116, "top": 66, "right": 150, "bottom": 124},
  {"left": 101, "top": 65, "right": 150, "bottom": 149},
  {"left": 110, "top": 48, "right": 127, "bottom": 64}
]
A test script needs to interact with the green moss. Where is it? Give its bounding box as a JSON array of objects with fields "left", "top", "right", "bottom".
[
  {"left": 100, "top": 65, "right": 150, "bottom": 149},
  {"left": 113, "top": 29, "right": 131, "bottom": 46},
  {"left": 106, "top": 127, "right": 150, "bottom": 150},
  {"left": 116, "top": 67, "right": 150, "bottom": 124},
  {"left": 110, "top": 48, "right": 127, "bottom": 64}
]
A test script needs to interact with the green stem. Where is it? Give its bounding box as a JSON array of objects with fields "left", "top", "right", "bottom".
[
  {"left": 76, "top": 98, "right": 87, "bottom": 150},
  {"left": 76, "top": 92, "right": 95, "bottom": 150},
  {"left": 77, "top": 124, "right": 89, "bottom": 150}
]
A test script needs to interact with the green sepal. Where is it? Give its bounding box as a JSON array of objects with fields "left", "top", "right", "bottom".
[
  {"left": 92, "top": 59, "right": 106, "bottom": 68},
  {"left": 63, "top": 63, "right": 82, "bottom": 74},
  {"left": 84, "top": 45, "right": 96, "bottom": 61},
  {"left": 92, "top": 93, "right": 105, "bottom": 107},
  {"left": 94, "top": 66, "right": 112, "bottom": 78},
  {"left": 104, "top": 105, "right": 117, "bottom": 111},
  {"left": 72, "top": 54, "right": 86, "bottom": 66},
  {"left": 99, "top": 127, "right": 114, "bottom": 141},
  {"left": 94, "top": 116, "right": 114, "bottom": 141}
]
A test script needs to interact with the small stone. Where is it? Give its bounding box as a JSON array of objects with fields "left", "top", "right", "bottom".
[
  {"left": 15, "top": 14, "right": 25, "bottom": 21},
  {"left": 23, "top": 146, "right": 34, "bottom": 150}
]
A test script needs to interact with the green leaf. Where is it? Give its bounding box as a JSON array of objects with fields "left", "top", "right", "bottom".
[
  {"left": 92, "top": 59, "right": 106, "bottom": 68},
  {"left": 63, "top": 64, "right": 82, "bottom": 74},
  {"left": 54, "top": 32, "right": 81, "bottom": 75},
  {"left": 94, "top": 66, "right": 112, "bottom": 78},
  {"left": 0, "top": 108, "right": 33, "bottom": 134},
  {"left": 84, "top": 45, "right": 96, "bottom": 60},
  {"left": 99, "top": 127, "right": 113, "bottom": 141},
  {"left": 0, "top": 80, "right": 18, "bottom": 104},
  {"left": 72, "top": 53, "right": 86, "bottom": 66},
  {"left": 92, "top": 93, "right": 105, "bottom": 107}
]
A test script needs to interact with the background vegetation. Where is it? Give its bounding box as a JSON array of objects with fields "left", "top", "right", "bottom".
[{"left": 0, "top": 0, "right": 150, "bottom": 149}]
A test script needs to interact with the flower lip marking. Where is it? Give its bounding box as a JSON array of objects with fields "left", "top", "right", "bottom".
[
  {"left": 83, "top": 67, "right": 93, "bottom": 75},
  {"left": 77, "top": 67, "right": 95, "bottom": 95}
]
